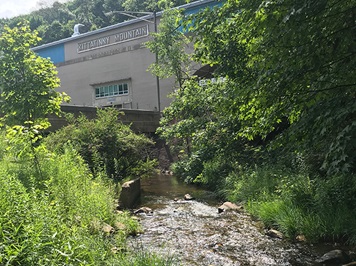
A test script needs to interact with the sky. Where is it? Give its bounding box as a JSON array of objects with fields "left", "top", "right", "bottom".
[{"left": 0, "top": 0, "right": 69, "bottom": 19}]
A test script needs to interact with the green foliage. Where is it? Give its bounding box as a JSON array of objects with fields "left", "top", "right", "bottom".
[
  {"left": 228, "top": 164, "right": 356, "bottom": 244},
  {"left": 0, "top": 131, "right": 144, "bottom": 265},
  {"left": 0, "top": 22, "right": 69, "bottom": 127},
  {"left": 44, "top": 108, "right": 156, "bottom": 181},
  {"left": 110, "top": 249, "right": 178, "bottom": 266},
  {"left": 248, "top": 199, "right": 326, "bottom": 241},
  {"left": 150, "top": 0, "right": 355, "bottom": 244},
  {"left": 146, "top": 5, "right": 191, "bottom": 88},
  {"left": 158, "top": 77, "right": 248, "bottom": 185},
  {"left": 190, "top": 0, "right": 356, "bottom": 176}
]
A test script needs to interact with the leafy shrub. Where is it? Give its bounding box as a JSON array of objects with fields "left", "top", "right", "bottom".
[
  {"left": 0, "top": 132, "right": 144, "bottom": 265},
  {"left": 313, "top": 174, "right": 356, "bottom": 244},
  {"left": 228, "top": 164, "right": 356, "bottom": 243},
  {"left": 226, "top": 166, "right": 284, "bottom": 202},
  {"left": 44, "top": 108, "right": 157, "bottom": 181},
  {"left": 194, "top": 156, "right": 233, "bottom": 193}
]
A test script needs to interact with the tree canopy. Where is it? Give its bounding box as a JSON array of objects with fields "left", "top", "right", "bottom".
[{"left": 155, "top": 0, "right": 355, "bottom": 186}]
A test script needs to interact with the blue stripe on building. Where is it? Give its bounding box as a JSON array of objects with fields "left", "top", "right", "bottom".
[
  {"left": 36, "top": 43, "right": 65, "bottom": 64},
  {"left": 184, "top": 0, "right": 223, "bottom": 16}
]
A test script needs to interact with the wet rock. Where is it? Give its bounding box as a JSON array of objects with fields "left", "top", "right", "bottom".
[
  {"left": 316, "top": 249, "right": 351, "bottom": 265},
  {"left": 134, "top": 206, "right": 153, "bottom": 215},
  {"left": 184, "top": 194, "right": 194, "bottom": 200},
  {"left": 343, "top": 262, "right": 356, "bottom": 266},
  {"left": 296, "top": 234, "right": 307, "bottom": 242},
  {"left": 266, "top": 229, "right": 283, "bottom": 239},
  {"left": 161, "top": 169, "right": 173, "bottom": 175},
  {"left": 218, "top": 202, "right": 243, "bottom": 213}
]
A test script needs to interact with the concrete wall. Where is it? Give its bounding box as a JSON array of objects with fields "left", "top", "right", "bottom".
[{"left": 48, "top": 106, "right": 160, "bottom": 133}]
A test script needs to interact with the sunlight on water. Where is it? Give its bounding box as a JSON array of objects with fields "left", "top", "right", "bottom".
[{"left": 128, "top": 174, "right": 319, "bottom": 266}]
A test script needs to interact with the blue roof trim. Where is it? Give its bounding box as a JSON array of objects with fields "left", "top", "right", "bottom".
[
  {"left": 36, "top": 43, "right": 65, "bottom": 64},
  {"left": 184, "top": 0, "right": 222, "bottom": 15},
  {"left": 179, "top": 1, "right": 223, "bottom": 32}
]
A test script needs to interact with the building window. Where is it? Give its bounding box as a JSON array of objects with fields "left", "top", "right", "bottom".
[{"left": 95, "top": 82, "right": 129, "bottom": 98}]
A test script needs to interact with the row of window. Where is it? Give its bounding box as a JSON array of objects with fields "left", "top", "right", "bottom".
[{"left": 95, "top": 83, "right": 129, "bottom": 98}]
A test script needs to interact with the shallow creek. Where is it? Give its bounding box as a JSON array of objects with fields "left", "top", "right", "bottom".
[{"left": 127, "top": 174, "right": 333, "bottom": 265}]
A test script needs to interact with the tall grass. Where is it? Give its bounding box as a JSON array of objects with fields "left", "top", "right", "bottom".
[
  {"left": 227, "top": 165, "right": 356, "bottom": 244},
  {"left": 0, "top": 132, "right": 175, "bottom": 265}
]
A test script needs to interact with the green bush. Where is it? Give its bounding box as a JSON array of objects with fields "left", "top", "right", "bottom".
[
  {"left": 227, "top": 164, "right": 356, "bottom": 244},
  {"left": 0, "top": 131, "right": 168, "bottom": 265},
  {"left": 44, "top": 108, "right": 157, "bottom": 181},
  {"left": 226, "top": 166, "right": 284, "bottom": 203}
]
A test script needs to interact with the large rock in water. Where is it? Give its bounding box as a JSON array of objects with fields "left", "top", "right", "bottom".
[
  {"left": 119, "top": 178, "right": 141, "bottom": 209},
  {"left": 315, "top": 249, "right": 351, "bottom": 265}
]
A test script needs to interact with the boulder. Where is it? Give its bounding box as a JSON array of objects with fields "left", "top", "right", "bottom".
[
  {"left": 316, "top": 249, "right": 351, "bottom": 265},
  {"left": 119, "top": 178, "right": 141, "bottom": 209},
  {"left": 218, "top": 202, "right": 243, "bottom": 213},
  {"left": 266, "top": 229, "right": 283, "bottom": 239}
]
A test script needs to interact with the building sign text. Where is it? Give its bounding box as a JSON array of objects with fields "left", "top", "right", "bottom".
[{"left": 77, "top": 25, "right": 149, "bottom": 53}]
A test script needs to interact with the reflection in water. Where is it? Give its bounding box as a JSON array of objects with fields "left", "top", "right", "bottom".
[
  {"left": 139, "top": 173, "right": 218, "bottom": 206},
  {"left": 129, "top": 174, "right": 318, "bottom": 266}
]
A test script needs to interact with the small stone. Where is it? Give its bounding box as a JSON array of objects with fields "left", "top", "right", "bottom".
[
  {"left": 111, "top": 247, "right": 119, "bottom": 254},
  {"left": 184, "top": 194, "right": 194, "bottom": 200},
  {"left": 295, "top": 235, "right": 306, "bottom": 242},
  {"left": 102, "top": 223, "right": 114, "bottom": 234},
  {"left": 134, "top": 207, "right": 153, "bottom": 214},
  {"left": 266, "top": 229, "right": 283, "bottom": 239},
  {"left": 218, "top": 202, "right": 243, "bottom": 213}
]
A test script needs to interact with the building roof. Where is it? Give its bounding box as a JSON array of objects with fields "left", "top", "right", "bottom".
[{"left": 32, "top": 0, "right": 216, "bottom": 52}]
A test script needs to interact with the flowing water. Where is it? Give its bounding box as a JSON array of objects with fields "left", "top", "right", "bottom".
[{"left": 127, "top": 174, "right": 334, "bottom": 265}]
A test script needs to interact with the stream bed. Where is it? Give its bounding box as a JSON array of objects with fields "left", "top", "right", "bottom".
[{"left": 127, "top": 174, "right": 344, "bottom": 265}]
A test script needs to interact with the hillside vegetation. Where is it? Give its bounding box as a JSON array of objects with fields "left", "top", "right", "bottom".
[{"left": 0, "top": 0, "right": 186, "bottom": 45}]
